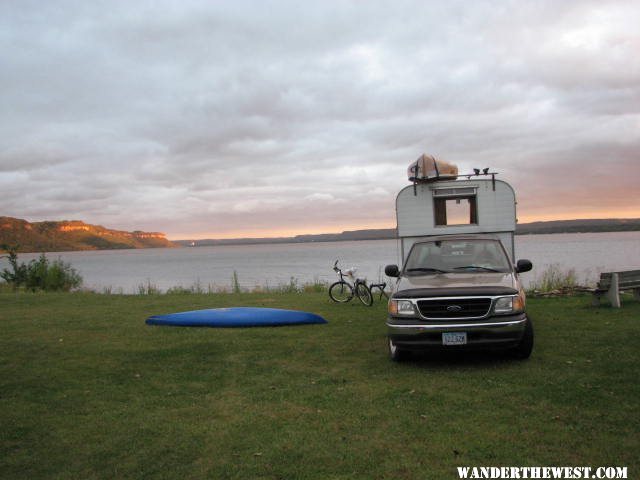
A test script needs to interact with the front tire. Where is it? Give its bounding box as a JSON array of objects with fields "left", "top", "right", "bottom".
[
  {"left": 512, "top": 316, "right": 534, "bottom": 359},
  {"left": 329, "top": 281, "right": 353, "bottom": 303},
  {"left": 355, "top": 283, "right": 373, "bottom": 306}
]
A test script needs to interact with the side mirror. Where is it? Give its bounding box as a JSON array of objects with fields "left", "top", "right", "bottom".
[
  {"left": 516, "top": 259, "right": 533, "bottom": 273},
  {"left": 385, "top": 264, "right": 400, "bottom": 277}
]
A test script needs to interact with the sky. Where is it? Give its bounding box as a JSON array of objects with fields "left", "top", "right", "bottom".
[{"left": 1, "top": 0, "right": 639, "bottom": 240}]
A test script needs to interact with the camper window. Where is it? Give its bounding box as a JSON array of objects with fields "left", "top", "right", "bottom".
[{"left": 434, "top": 196, "right": 478, "bottom": 226}]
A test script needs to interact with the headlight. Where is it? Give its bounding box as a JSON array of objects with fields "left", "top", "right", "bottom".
[
  {"left": 388, "top": 299, "right": 416, "bottom": 316},
  {"left": 494, "top": 295, "right": 525, "bottom": 314}
]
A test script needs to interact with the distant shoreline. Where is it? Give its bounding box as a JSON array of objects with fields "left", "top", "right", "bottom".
[{"left": 174, "top": 218, "right": 640, "bottom": 248}]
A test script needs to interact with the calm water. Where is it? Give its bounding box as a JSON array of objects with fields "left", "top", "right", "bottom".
[{"left": 2, "top": 232, "right": 639, "bottom": 293}]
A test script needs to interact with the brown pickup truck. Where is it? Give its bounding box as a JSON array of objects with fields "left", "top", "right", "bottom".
[{"left": 385, "top": 235, "right": 533, "bottom": 361}]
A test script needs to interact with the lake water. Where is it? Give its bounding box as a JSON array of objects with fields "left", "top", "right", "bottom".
[{"left": 2, "top": 232, "right": 639, "bottom": 293}]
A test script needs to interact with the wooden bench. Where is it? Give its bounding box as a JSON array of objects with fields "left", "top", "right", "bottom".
[{"left": 592, "top": 270, "right": 640, "bottom": 308}]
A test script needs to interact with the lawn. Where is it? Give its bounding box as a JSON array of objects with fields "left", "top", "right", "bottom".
[{"left": 1, "top": 292, "right": 638, "bottom": 479}]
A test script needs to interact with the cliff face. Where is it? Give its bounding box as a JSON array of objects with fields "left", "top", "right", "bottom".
[{"left": 0, "top": 217, "right": 176, "bottom": 253}]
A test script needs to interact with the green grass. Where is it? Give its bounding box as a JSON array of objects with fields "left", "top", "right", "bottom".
[{"left": 1, "top": 292, "right": 638, "bottom": 479}]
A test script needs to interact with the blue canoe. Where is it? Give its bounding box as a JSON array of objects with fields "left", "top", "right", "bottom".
[{"left": 145, "top": 307, "right": 327, "bottom": 328}]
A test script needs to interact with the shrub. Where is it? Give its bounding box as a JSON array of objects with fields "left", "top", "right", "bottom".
[
  {"left": 527, "top": 264, "right": 577, "bottom": 293},
  {"left": 0, "top": 247, "right": 28, "bottom": 288},
  {"left": 0, "top": 247, "right": 82, "bottom": 292},
  {"left": 302, "top": 278, "right": 328, "bottom": 293},
  {"left": 166, "top": 285, "right": 194, "bottom": 295},
  {"left": 280, "top": 276, "right": 300, "bottom": 294},
  {"left": 26, "top": 254, "right": 83, "bottom": 292},
  {"left": 137, "top": 280, "right": 161, "bottom": 295}
]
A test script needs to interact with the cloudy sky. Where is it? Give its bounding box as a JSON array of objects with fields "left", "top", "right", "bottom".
[{"left": 1, "top": 0, "right": 638, "bottom": 239}]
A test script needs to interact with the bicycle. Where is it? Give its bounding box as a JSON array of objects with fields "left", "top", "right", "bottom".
[{"left": 329, "top": 260, "right": 373, "bottom": 306}]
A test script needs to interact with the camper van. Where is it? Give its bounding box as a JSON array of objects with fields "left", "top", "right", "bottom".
[{"left": 385, "top": 156, "right": 534, "bottom": 360}]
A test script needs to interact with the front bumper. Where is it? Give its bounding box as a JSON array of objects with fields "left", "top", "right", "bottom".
[{"left": 387, "top": 313, "right": 528, "bottom": 350}]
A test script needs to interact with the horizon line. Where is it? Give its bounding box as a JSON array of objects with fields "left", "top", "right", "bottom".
[{"left": 167, "top": 216, "right": 640, "bottom": 241}]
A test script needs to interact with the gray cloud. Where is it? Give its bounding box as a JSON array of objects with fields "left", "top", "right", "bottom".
[{"left": 1, "top": 0, "right": 639, "bottom": 238}]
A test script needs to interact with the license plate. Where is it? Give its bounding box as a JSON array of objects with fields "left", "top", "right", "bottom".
[{"left": 442, "top": 332, "right": 467, "bottom": 345}]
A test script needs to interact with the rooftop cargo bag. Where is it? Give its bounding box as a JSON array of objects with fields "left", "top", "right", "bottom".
[{"left": 408, "top": 154, "right": 458, "bottom": 182}]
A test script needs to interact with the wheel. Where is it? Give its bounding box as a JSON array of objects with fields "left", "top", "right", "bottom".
[
  {"left": 388, "top": 338, "right": 409, "bottom": 362},
  {"left": 512, "top": 316, "right": 534, "bottom": 359},
  {"left": 329, "top": 281, "right": 353, "bottom": 303},
  {"left": 355, "top": 282, "right": 373, "bottom": 306}
]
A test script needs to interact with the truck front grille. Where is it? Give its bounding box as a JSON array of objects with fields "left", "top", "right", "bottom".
[{"left": 416, "top": 298, "right": 492, "bottom": 319}]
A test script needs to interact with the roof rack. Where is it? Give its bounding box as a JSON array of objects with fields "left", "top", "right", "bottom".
[{"left": 459, "top": 169, "right": 499, "bottom": 190}]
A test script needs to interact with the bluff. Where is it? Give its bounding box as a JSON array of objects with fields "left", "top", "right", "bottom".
[{"left": 0, "top": 217, "right": 175, "bottom": 253}]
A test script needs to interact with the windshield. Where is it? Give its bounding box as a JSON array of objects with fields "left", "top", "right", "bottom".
[{"left": 404, "top": 239, "right": 512, "bottom": 274}]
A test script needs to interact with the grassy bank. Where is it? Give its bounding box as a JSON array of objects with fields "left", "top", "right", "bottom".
[{"left": 1, "top": 292, "right": 638, "bottom": 479}]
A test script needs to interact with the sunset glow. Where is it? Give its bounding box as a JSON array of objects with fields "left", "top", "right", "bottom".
[{"left": 1, "top": 2, "right": 638, "bottom": 239}]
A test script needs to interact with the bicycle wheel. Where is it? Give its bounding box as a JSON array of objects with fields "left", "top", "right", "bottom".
[
  {"left": 329, "top": 281, "right": 353, "bottom": 303},
  {"left": 355, "top": 282, "right": 373, "bottom": 306}
]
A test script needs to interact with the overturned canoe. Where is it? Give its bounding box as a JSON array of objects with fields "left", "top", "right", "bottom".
[{"left": 145, "top": 307, "right": 327, "bottom": 328}]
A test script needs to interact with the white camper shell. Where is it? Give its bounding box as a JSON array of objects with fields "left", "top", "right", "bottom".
[{"left": 396, "top": 177, "right": 517, "bottom": 264}]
